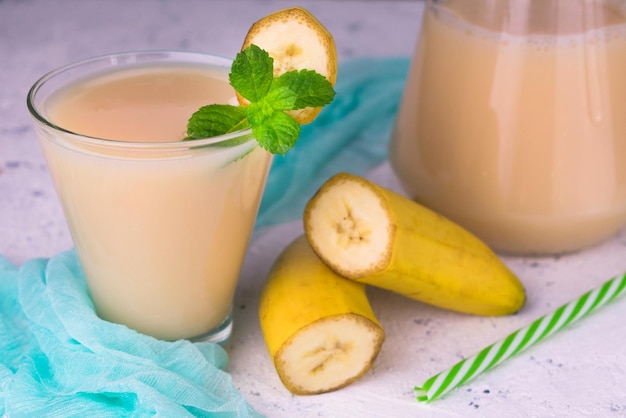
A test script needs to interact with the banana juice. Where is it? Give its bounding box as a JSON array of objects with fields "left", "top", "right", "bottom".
[{"left": 32, "top": 54, "right": 272, "bottom": 340}]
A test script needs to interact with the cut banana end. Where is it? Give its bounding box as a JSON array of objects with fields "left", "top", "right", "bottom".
[
  {"left": 276, "top": 315, "right": 383, "bottom": 395},
  {"left": 259, "top": 235, "right": 384, "bottom": 395},
  {"left": 304, "top": 173, "right": 395, "bottom": 279},
  {"left": 304, "top": 172, "right": 526, "bottom": 317},
  {"left": 240, "top": 7, "right": 337, "bottom": 124}
]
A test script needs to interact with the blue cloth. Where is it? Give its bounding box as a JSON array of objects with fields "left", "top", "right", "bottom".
[{"left": 0, "top": 57, "right": 410, "bottom": 417}]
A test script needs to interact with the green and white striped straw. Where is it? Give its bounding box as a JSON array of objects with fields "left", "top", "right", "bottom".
[{"left": 415, "top": 272, "right": 626, "bottom": 403}]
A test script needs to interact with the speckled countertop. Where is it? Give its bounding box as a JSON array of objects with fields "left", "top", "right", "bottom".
[{"left": 2, "top": 1, "right": 626, "bottom": 417}]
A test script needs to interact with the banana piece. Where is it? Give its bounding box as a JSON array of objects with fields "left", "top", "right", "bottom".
[
  {"left": 303, "top": 172, "right": 526, "bottom": 316},
  {"left": 240, "top": 7, "right": 337, "bottom": 124},
  {"left": 259, "top": 235, "right": 384, "bottom": 395}
]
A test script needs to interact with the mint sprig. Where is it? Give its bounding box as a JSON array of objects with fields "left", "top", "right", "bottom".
[{"left": 185, "top": 44, "right": 336, "bottom": 155}]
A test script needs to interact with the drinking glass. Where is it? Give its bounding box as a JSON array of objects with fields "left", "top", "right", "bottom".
[{"left": 27, "top": 51, "right": 273, "bottom": 342}]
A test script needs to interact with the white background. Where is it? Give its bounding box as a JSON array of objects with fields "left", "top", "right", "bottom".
[{"left": 1, "top": 1, "right": 625, "bottom": 417}]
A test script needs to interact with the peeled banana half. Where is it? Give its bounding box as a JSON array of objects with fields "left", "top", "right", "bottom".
[{"left": 303, "top": 172, "right": 526, "bottom": 317}]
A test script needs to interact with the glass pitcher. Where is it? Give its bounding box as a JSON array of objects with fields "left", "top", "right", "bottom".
[{"left": 389, "top": 0, "right": 626, "bottom": 255}]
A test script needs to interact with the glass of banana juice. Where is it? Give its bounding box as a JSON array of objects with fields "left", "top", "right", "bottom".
[
  {"left": 27, "top": 51, "right": 273, "bottom": 343},
  {"left": 390, "top": 0, "right": 626, "bottom": 255}
]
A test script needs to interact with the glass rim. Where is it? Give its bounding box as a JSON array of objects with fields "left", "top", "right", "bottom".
[{"left": 26, "top": 49, "right": 254, "bottom": 150}]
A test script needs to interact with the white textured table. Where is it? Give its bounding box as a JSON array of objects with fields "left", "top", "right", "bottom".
[{"left": 2, "top": 1, "right": 625, "bottom": 417}]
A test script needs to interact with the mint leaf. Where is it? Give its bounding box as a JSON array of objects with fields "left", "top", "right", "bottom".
[
  {"left": 271, "top": 69, "right": 336, "bottom": 109},
  {"left": 249, "top": 107, "right": 300, "bottom": 155},
  {"left": 229, "top": 44, "right": 274, "bottom": 103},
  {"left": 262, "top": 85, "right": 299, "bottom": 111},
  {"left": 186, "top": 104, "right": 248, "bottom": 139},
  {"left": 185, "top": 44, "right": 336, "bottom": 155}
]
